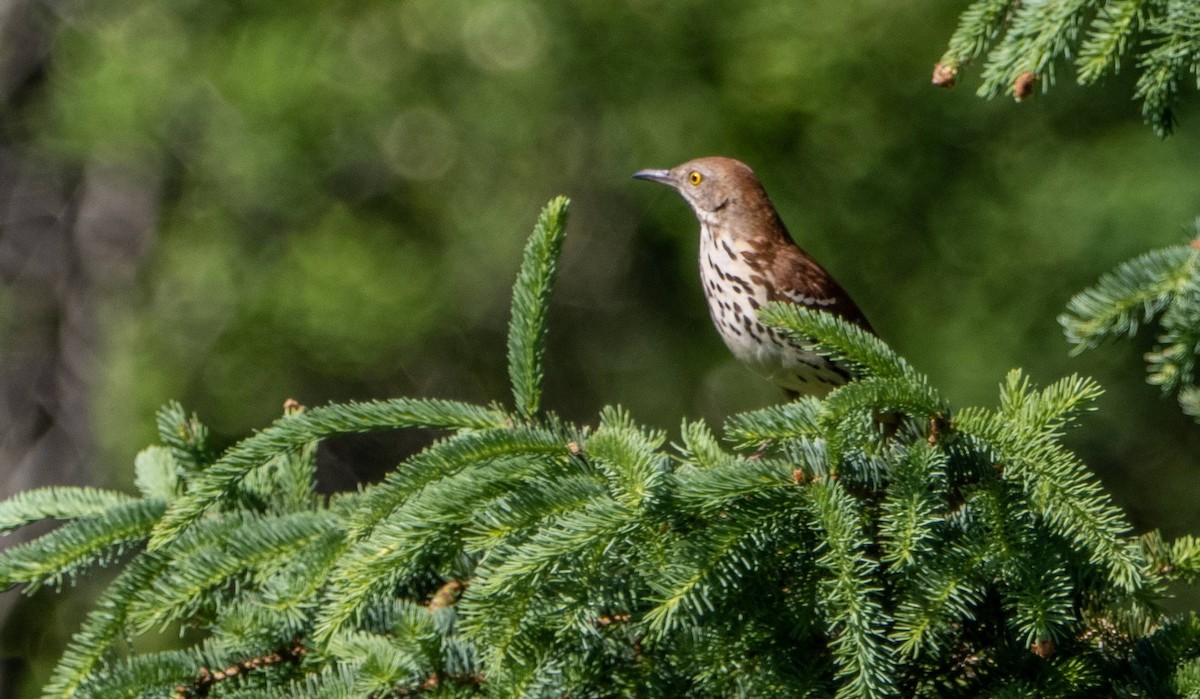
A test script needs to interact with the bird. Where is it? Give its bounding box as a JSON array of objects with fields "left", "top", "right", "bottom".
[{"left": 633, "top": 156, "right": 872, "bottom": 398}]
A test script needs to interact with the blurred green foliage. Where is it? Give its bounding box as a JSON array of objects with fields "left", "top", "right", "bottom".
[
  {"left": 5, "top": 0, "right": 1200, "bottom": 691},
  {"left": 33, "top": 0, "right": 1200, "bottom": 517}
]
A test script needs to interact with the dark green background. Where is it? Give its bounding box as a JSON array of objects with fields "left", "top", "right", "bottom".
[{"left": 1, "top": 0, "right": 1198, "bottom": 694}]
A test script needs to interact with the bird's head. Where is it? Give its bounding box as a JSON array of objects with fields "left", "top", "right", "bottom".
[{"left": 633, "top": 156, "right": 764, "bottom": 222}]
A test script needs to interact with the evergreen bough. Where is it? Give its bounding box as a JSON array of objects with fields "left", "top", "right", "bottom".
[
  {"left": 1061, "top": 220, "right": 1200, "bottom": 421},
  {"left": 3, "top": 197, "right": 1200, "bottom": 697},
  {"left": 938, "top": 0, "right": 1200, "bottom": 135}
]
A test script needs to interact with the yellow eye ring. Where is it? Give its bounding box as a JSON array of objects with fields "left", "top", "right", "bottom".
[{"left": 688, "top": 171, "right": 703, "bottom": 185}]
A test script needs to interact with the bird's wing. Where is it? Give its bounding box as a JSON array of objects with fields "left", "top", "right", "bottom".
[{"left": 766, "top": 242, "right": 874, "bottom": 333}]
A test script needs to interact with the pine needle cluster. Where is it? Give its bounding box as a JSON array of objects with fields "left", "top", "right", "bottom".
[
  {"left": 1061, "top": 220, "right": 1200, "bottom": 420},
  {"left": 3, "top": 198, "right": 1200, "bottom": 697},
  {"left": 937, "top": 0, "right": 1200, "bottom": 135}
]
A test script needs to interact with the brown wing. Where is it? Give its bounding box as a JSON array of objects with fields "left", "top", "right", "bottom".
[
  {"left": 723, "top": 176, "right": 873, "bottom": 335},
  {"left": 763, "top": 239, "right": 874, "bottom": 334}
]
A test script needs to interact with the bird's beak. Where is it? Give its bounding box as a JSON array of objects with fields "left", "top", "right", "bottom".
[{"left": 632, "top": 169, "right": 673, "bottom": 185}]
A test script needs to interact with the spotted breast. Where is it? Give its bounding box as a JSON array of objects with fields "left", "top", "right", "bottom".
[{"left": 699, "top": 222, "right": 852, "bottom": 395}]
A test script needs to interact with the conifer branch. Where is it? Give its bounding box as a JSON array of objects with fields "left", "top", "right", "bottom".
[
  {"left": 644, "top": 500, "right": 802, "bottom": 640},
  {"left": 1077, "top": 0, "right": 1146, "bottom": 83},
  {"left": 722, "top": 397, "right": 824, "bottom": 448},
  {"left": 822, "top": 377, "right": 943, "bottom": 427},
  {"left": 41, "top": 554, "right": 168, "bottom": 699},
  {"left": 939, "top": 0, "right": 1200, "bottom": 134},
  {"left": 879, "top": 443, "right": 947, "bottom": 570},
  {"left": 172, "top": 639, "right": 308, "bottom": 699},
  {"left": 808, "top": 479, "right": 895, "bottom": 699},
  {"left": 458, "top": 497, "right": 640, "bottom": 674},
  {"left": 891, "top": 543, "right": 988, "bottom": 658},
  {"left": 944, "top": 0, "right": 1013, "bottom": 67},
  {"left": 507, "top": 196, "right": 570, "bottom": 421},
  {"left": 346, "top": 426, "right": 571, "bottom": 537},
  {"left": 464, "top": 473, "right": 607, "bottom": 552},
  {"left": 0, "top": 500, "right": 165, "bottom": 591},
  {"left": 326, "top": 630, "right": 429, "bottom": 693},
  {"left": 1061, "top": 231, "right": 1200, "bottom": 419},
  {"left": 1143, "top": 530, "right": 1200, "bottom": 584},
  {"left": 129, "top": 512, "right": 335, "bottom": 633},
  {"left": 74, "top": 637, "right": 304, "bottom": 699},
  {"left": 156, "top": 400, "right": 214, "bottom": 473},
  {"left": 671, "top": 457, "right": 797, "bottom": 513},
  {"left": 318, "top": 454, "right": 552, "bottom": 642},
  {"left": 1008, "top": 552, "right": 1077, "bottom": 654},
  {"left": 976, "top": 0, "right": 1094, "bottom": 98},
  {"left": 149, "top": 398, "right": 507, "bottom": 550},
  {"left": 1060, "top": 243, "right": 1199, "bottom": 350},
  {"left": 586, "top": 406, "right": 668, "bottom": 507},
  {"left": 676, "top": 419, "right": 742, "bottom": 469},
  {"left": 759, "top": 303, "right": 926, "bottom": 384},
  {"left": 954, "top": 401, "right": 1144, "bottom": 592},
  {"left": 0, "top": 486, "right": 136, "bottom": 533}
]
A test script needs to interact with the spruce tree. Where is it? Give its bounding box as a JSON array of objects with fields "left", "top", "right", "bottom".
[{"left": 2, "top": 198, "right": 1200, "bottom": 697}]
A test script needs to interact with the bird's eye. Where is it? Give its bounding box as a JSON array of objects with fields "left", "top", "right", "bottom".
[{"left": 689, "top": 171, "right": 703, "bottom": 185}]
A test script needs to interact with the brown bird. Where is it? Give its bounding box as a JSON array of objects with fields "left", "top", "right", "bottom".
[{"left": 634, "top": 156, "right": 872, "bottom": 397}]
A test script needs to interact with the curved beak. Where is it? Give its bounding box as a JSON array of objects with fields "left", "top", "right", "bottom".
[{"left": 632, "top": 168, "right": 672, "bottom": 185}]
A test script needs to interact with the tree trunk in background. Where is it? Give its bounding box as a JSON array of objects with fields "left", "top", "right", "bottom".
[{"left": 0, "top": 1, "right": 160, "bottom": 692}]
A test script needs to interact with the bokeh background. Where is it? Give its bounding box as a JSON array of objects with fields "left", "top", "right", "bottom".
[{"left": 0, "top": 0, "right": 1198, "bottom": 694}]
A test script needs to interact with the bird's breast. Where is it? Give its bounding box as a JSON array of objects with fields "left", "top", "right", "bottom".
[
  {"left": 697, "top": 225, "right": 848, "bottom": 393},
  {"left": 698, "top": 226, "right": 778, "bottom": 362}
]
